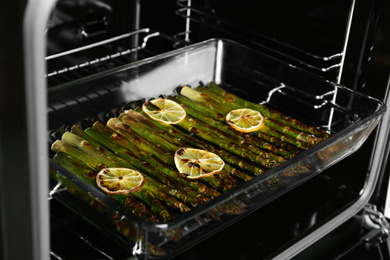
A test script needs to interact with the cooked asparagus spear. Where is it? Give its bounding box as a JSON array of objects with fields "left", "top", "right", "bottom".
[
  {"left": 106, "top": 118, "right": 175, "bottom": 165},
  {"left": 84, "top": 124, "right": 209, "bottom": 204},
  {"left": 85, "top": 123, "right": 220, "bottom": 199},
  {"left": 204, "top": 82, "right": 329, "bottom": 139},
  {"left": 51, "top": 140, "right": 106, "bottom": 172},
  {"left": 200, "top": 83, "right": 326, "bottom": 146},
  {"left": 62, "top": 131, "right": 125, "bottom": 168},
  {"left": 71, "top": 125, "right": 204, "bottom": 206},
  {"left": 255, "top": 131, "right": 302, "bottom": 154},
  {"left": 52, "top": 151, "right": 160, "bottom": 222},
  {"left": 111, "top": 115, "right": 238, "bottom": 192},
  {"left": 151, "top": 102, "right": 278, "bottom": 169},
  {"left": 141, "top": 181, "right": 192, "bottom": 213},
  {"left": 257, "top": 125, "right": 311, "bottom": 149},
  {"left": 132, "top": 189, "right": 173, "bottom": 222},
  {"left": 168, "top": 96, "right": 286, "bottom": 164},
  {"left": 173, "top": 92, "right": 298, "bottom": 152},
  {"left": 128, "top": 108, "right": 261, "bottom": 178},
  {"left": 111, "top": 115, "right": 181, "bottom": 153},
  {"left": 178, "top": 87, "right": 312, "bottom": 150},
  {"left": 62, "top": 131, "right": 194, "bottom": 213},
  {"left": 71, "top": 124, "right": 141, "bottom": 167},
  {"left": 125, "top": 108, "right": 260, "bottom": 183},
  {"left": 51, "top": 141, "right": 174, "bottom": 221},
  {"left": 52, "top": 152, "right": 172, "bottom": 254},
  {"left": 87, "top": 123, "right": 248, "bottom": 215},
  {"left": 173, "top": 92, "right": 296, "bottom": 159}
]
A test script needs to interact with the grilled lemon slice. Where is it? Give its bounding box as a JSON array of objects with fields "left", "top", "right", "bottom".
[
  {"left": 96, "top": 168, "right": 145, "bottom": 195},
  {"left": 142, "top": 98, "right": 186, "bottom": 124},
  {"left": 174, "top": 148, "right": 225, "bottom": 179},
  {"left": 225, "top": 108, "right": 264, "bottom": 133}
]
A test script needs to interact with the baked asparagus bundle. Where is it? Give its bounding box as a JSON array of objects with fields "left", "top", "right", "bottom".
[
  {"left": 127, "top": 109, "right": 260, "bottom": 179},
  {"left": 206, "top": 82, "right": 330, "bottom": 139},
  {"left": 51, "top": 123, "right": 247, "bottom": 224},
  {"left": 50, "top": 81, "right": 329, "bottom": 228},
  {"left": 178, "top": 82, "right": 329, "bottom": 150}
]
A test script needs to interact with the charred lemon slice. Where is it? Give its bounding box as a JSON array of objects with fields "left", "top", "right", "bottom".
[
  {"left": 96, "top": 168, "right": 145, "bottom": 195},
  {"left": 142, "top": 98, "right": 186, "bottom": 124},
  {"left": 225, "top": 108, "right": 264, "bottom": 133},
  {"left": 174, "top": 148, "right": 225, "bottom": 179}
]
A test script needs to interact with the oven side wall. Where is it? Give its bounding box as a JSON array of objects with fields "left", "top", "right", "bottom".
[{"left": 0, "top": 0, "right": 33, "bottom": 259}]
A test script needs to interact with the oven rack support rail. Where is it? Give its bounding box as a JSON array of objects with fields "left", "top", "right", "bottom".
[{"left": 45, "top": 28, "right": 184, "bottom": 86}]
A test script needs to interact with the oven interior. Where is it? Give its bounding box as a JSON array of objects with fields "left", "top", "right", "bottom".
[
  {"left": 46, "top": 0, "right": 388, "bottom": 259},
  {"left": 46, "top": 0, "right": 365, "bottom": 87}
]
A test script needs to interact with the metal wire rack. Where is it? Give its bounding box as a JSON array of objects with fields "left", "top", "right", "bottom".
[
  {"left": 175, "top": 0, "right": 346, "bottom": 80},
  {"left": 46, "top": 0, "right": 349, "bottom": 88},
  {"left": 45, "top": 28, "right": 182, "bottom": 87}
]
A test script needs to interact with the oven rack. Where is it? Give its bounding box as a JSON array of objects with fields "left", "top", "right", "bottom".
[
  {"left": 45, "top": 28, "right": 184, "bottom": 88},
  {"left": 175, "top": 0, "right": 344, "bottom": 80}
]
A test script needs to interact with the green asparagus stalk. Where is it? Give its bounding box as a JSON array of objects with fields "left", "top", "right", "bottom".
[
  {"left": 52, "top": 151, "right": 160, "bottom": 222},
  {"left": 51, "top": 140, "right": 106, "bottom": 172},
  {"left": 69, "top": 125, "right": 222, "bottom": 221},
  {"left": 128, "top": 108, "right": 261, "bottom": 178},
  {"left": 71, "top": 125, "right": 204, "bottom": 207},
  {"left": 86, "top": 124, "right": 246, "bottom": 216},
  {"left": 112, "top": 115, "right": 181, "bottom": 153},
  {"left": 255, "top": 131, "right": 302, "bottom": 154},
  {"left": 204, "top": 82, "right": 329, "bottom": 139},
  {"left": 51, "top": 153, "right": 169, "bottom": 255},
  {"left": 71, "top": 125, "right": 140, "bottom": 167},
  {"left": 51, "top": 142, "right": 174, "bottom": 221},
  {"left": 173, "top": 92, "right": 296, "bottom": 159},
  {"left": 114, "top": 114, "right": 238, "bottom": 192},
  {"left": 62, "top": 131, "right": 125, "bottom": 168},
  {"left": 256, "top": 124, "right": 311, "bottom": 149},
  {"left": 111, "top": 113, "right": 251, "bottom": 217},
  {"left": 182, "top": 115, "right": 284, "bottom": 165},
  {"left": 85, "top": 123, "right": 220, "bottom": 199},
  {"left": 169, "top": 96, "right": 287, "bottom": 164},
  {"left": 108, "top": 115, "right": 234, "bottom": 191},
  {"left": 143, "top": 181, "right": 191, "bottom": 213},
  {"left": 150, "top": 102, "right": 278, "bottom": 169},
  {"left": 178, "top": 87, "right": 312, "bottom": 150},
  {"left": 263, "top": 118, "right": 321, "bottom": 145},
  {"left": 144, "top": 177, "right": 192, "bottom": 213},
  {"left": 132, "top": 189, "right": 173, "bottom": 222},
  {"left": 62, "top": 131, "right": 192, "bottom": 213},
  {"left": 84, "top": 125, "right": 209, "bottom": 205},
  {"left": 123, "top": 109, "right": 256, "bottom": 182},
  {"left": 106, "top": 118, "right": 174, "bottom": 165},
  {"left": 54, "top": 135, "right": 189, "bottom": 221}
]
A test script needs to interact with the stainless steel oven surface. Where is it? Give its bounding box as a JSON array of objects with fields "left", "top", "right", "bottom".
[{"left": 1, "top": 0, "right": 390, "bottom": 260}]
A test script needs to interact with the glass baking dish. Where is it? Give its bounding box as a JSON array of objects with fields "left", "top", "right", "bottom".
[{"left": 48, "top": 38, "right": 386, "bottom": 259}]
